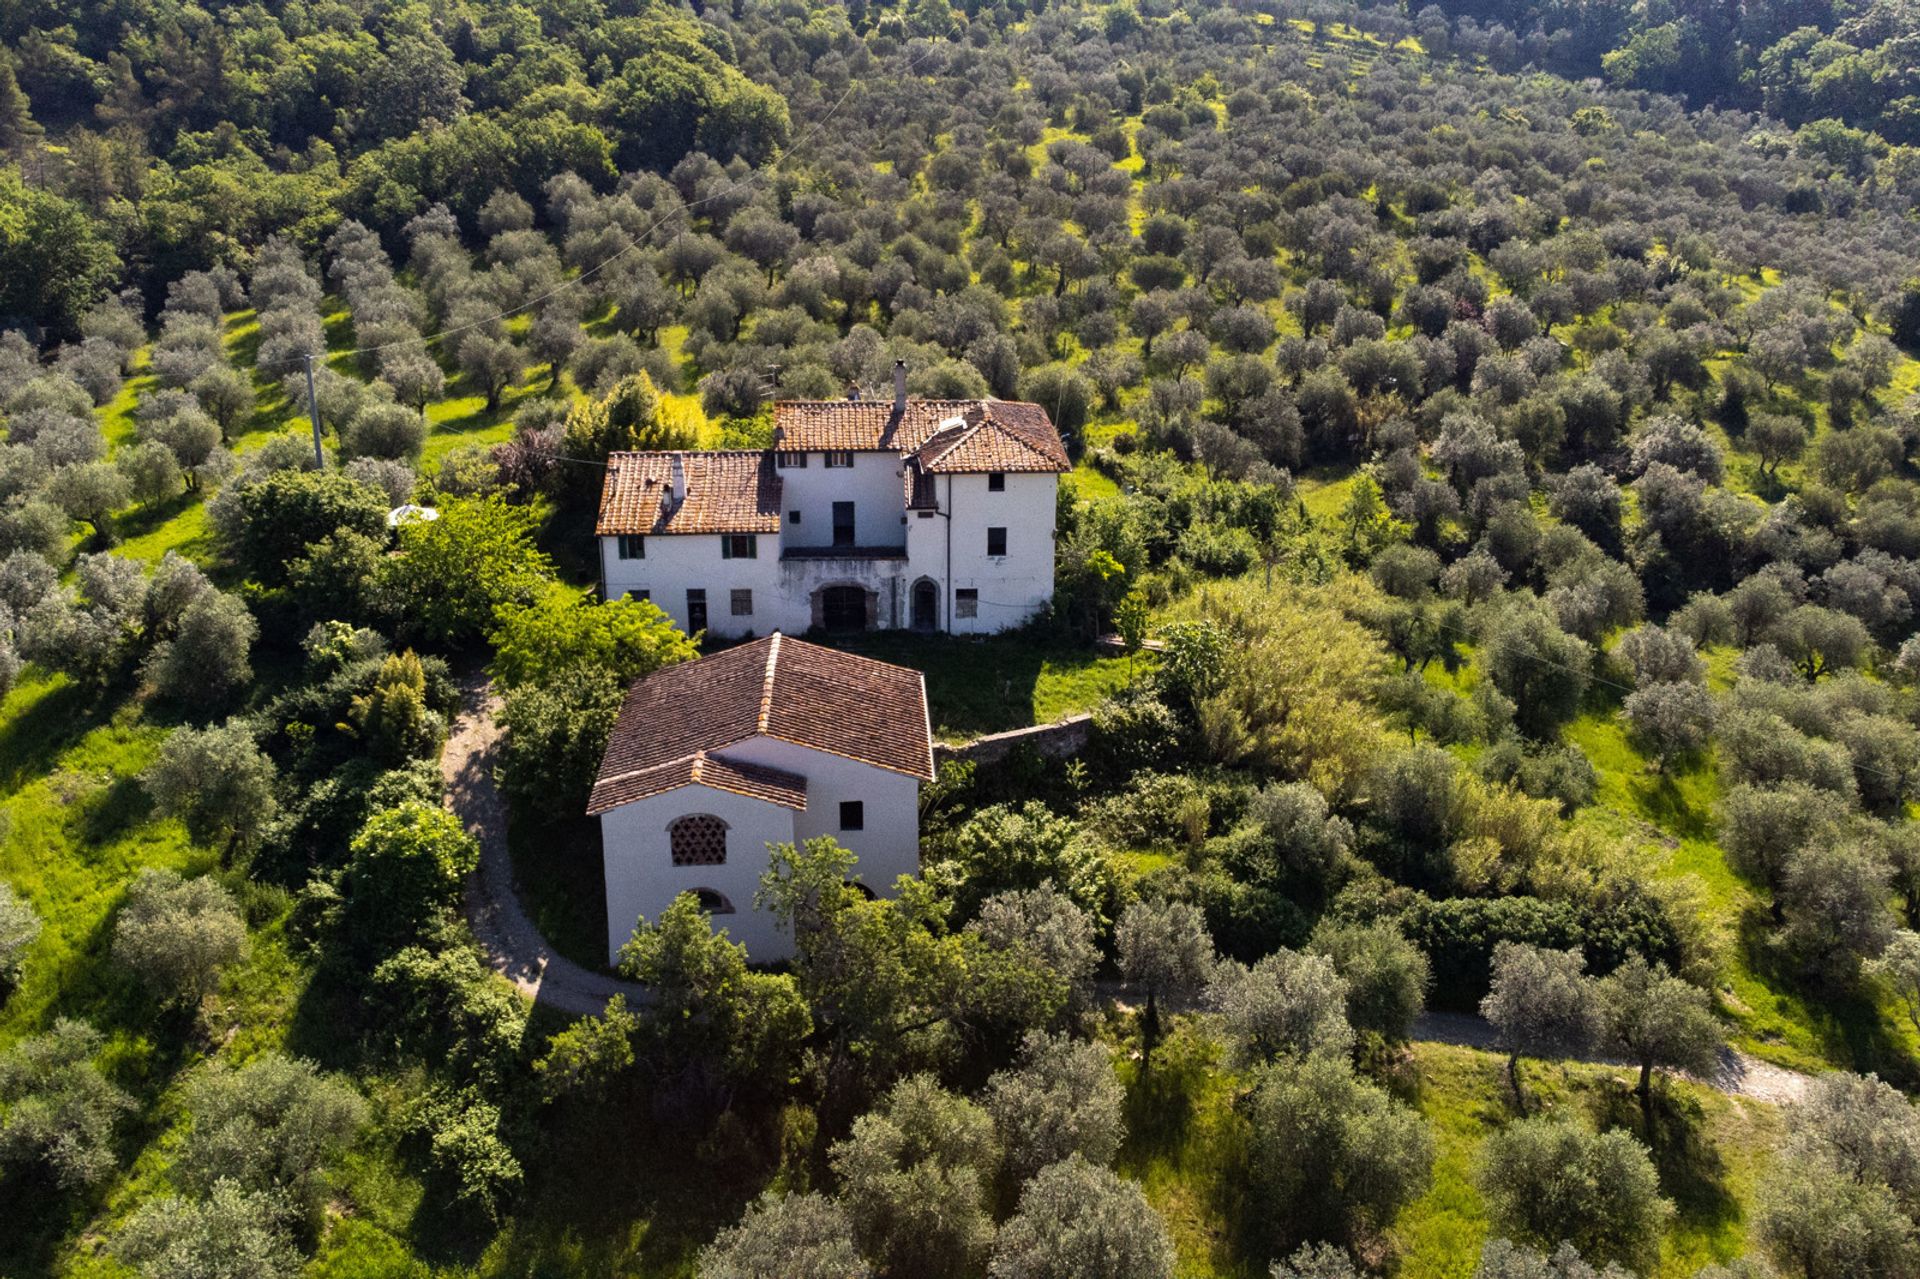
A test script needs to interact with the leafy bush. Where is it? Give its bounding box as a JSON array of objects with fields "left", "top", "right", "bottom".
[
  {"left": 0, "top": 1018, "right": 133, "bottom": 1188},
  {"left": 111, "top": 868, "right": 249, "bottom": 1007}
]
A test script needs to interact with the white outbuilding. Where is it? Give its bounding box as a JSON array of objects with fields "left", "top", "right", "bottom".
[{"left": 587, "top": 632, "right": 934, "bottom": 962}]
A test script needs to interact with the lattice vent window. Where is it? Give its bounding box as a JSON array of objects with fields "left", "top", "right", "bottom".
[{"left": 669, "top": 814, "right": 727, "bottom": 866}]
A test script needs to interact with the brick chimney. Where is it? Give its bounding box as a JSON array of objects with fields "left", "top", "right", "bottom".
[{"left": 893, "top": 360, "right": 907, "bottom": 413}]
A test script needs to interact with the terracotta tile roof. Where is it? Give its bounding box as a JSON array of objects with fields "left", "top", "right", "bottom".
[
  {"left": 773, "top": 399, "right": 1069, "bottom": 472},
  {"left": 590, "top": 634, "right": 934, "bottom": 816},
  {"left": 596, "top": 451, "right": 783, "bottom": 536},
  {"left": 586, "top": 750, "right": 807, "bottom": 815}
]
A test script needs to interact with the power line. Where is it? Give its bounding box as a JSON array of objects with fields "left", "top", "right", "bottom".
[{"left": 255, "top": 39, "right": 950, "bottom": 376}]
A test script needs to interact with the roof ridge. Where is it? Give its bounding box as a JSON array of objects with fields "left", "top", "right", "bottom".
[{"left": 759, "top": 632, "right": 782, "bottom": 735}]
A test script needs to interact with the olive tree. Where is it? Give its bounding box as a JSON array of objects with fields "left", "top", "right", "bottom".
[
  {"left": 1756, "top": 1072, "right": 1920, "bottom": 1279},
  {"left": 143, "top": 721, "right": 279, "bottom": 855},
  {"left": 988, "top": 1154, "right": 1176, "bottom": 1279},
  {"left": 1622, "top": 680, "right": 1716, "bottom": 770},
  {"left": 1207, "top": 948, "right": 1354, "bottom": 1068},
  {"left": 111, "top": 868, "right": 249, "bottom": 1007},
  {"left": 1479, "top": 944, "right": 1599, "bottom": 1112},
  {"left": 967, "top": 883, "right": 1101, "bottom": 1011},
  {"left": 143, "top": 591, "right": 257, "bottom": 706},
  {"left": 1308, "top": 919, "right": 1430, "bottom": 1042},
  {"left": 1115, "top": 898, "right": 1215, "bottom": 1075},
  {"left": 829, "top": 1074, "right": 999, "bottom": 1279},
  {"left": 1595, "top": 958, "right": 1723, "bottom": 1134},
  {"left": 1473, "top": 1239, "right": 1632, "bottom": 1279},
  {"left": 1477, "top": 1119, "right": 1672, "bottom": 1273},
  {"left": 1869, "top": 930, "right": 1920, "bottom": 1040},
  {"left": 0, "top": 881, "right": 40, "bottom": 989},
  {"left": 1243, "top": 1053, "right": 1434, "bottom": 1257},
  {"left": 0, "top": 1018, "right": 134, "bottom": 1188},
  {"left": 697, "top": 1191, "right": 871, "bottom": 1279},
  {"left": 113, "top": 1179, "right": 300, "bottom": 1279},
  {"left": 178, "top": 1053, "right": 367, "bottom": 1221},
  {"left": 1779, "top": 840, "right": 1894, "bottom": 977},
  {"left": 984, "top": 1030, "right": 1124, "bottom": 1183}
]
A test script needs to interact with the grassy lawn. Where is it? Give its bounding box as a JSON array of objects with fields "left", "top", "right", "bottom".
[
  {"left": 832, "top": 631, "right": 1145, "bottom": 741},
  {"left": 1109, "top": 1018, "right": 1778, "bottom": 1279}
]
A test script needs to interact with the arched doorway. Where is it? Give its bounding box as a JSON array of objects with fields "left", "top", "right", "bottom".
[
  {"left": 819, "top": 585, "right": 867, "bottom": 632},
  {"left": 911, "top": 578, "right": 939, "bottom": 631}
]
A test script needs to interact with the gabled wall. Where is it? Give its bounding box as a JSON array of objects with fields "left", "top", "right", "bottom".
[{"left": 597, "top": 738, "right": 923, "bottom": 963}]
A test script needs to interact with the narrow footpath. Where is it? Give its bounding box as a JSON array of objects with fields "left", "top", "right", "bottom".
[{"left": 442, "top": 669, "right": 647, "bottom": 1017}]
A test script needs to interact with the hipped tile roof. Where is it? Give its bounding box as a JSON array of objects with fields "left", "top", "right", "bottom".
[
  {"left": 773, "top": 399, "right": 1069, "bottom": 472},
  {"left": 596, "top": 451, "right": 783, "bottom": 536},
  {"left": 588, "top": 634, "right": 934, "bottom": 816}
]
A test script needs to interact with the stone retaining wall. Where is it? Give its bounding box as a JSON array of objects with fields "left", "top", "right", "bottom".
[{"left": 935, "top": 713, "right": 1093, "bottom": 766}]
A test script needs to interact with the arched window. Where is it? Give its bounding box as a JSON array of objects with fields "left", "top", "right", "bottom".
[
  {"left": 669, "top": 814, "right": 727, "bottom": 866},
  {"left": 693, "top": 888, "right": 736, "bottom": 915}
]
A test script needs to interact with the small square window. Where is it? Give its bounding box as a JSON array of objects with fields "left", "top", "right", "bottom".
[
  {"left": 721, "top": 534, "right": 758, "bottom": 559},
  {"left": 616, "top": 534, "right": 645, "bottom": 560},
  {"left": 839, "top": 800, "right": 864, "bottom": 831},
  {"left": 955, "top": 588, "right": 978, "bottom": 619},
  {"left": 988, "top": 472, "right": 1005, "bottom": 492},
  {"left": 789, "top": 510, "right": 801, "bottom": 524},
  {"left": 775, "top": 450, "right": 807, "bottom": 468},
  {"left": 730, "top": 588, "right": 753, "bottom": 617},
  {"left": 987, "top": 527, "right": 1007, "bottom": 557},
  {"left": 624, "top": 589, "right": 651, "bottom": 603}
]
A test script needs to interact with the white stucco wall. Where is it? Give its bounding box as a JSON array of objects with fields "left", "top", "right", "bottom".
[
  {"left": 601, "top": 532, "right": 799, "bottom": 638},
  {"left": 599, "top": 459, "right": 1057, "bottom": 637},
  {"left": 599, "top": 782, "right": 798, "bottom": 961},
  {"left": 777, "top": 451, "right": 910, "bottom": 550},
  {"left": 902, "top": 472, "right": 1059, "bottom": 634},
  {"left": 720, "top": 736, "right": 923, "bottom": 893},
  {"left": 598, "top": 738, "right": 923, "bottom": 963}
]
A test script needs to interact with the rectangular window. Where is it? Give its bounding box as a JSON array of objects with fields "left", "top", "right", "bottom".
[
  {"left": 789, "top": 510, "right": 801, "bottom": 524},
  {"left": 616, "top": 534, "right": 645, "bottom": 560},
  {"left": 955, "top": 588, "right": 978, "bottom": 618},
  {"left": 623, "top": 589, "right": 651, "bottom": 603},
  {"left": 987, "top": 526, "right": 1007, "bottom": 557},
  {"left": 839, "top": 800, "right": 864, "bottom": 831},
  {"left": 832, "top": 501, "right": 856, "bottom": 548},
  {"left": 823, "top": 451, "right": 855, "bottom": 468},
  {"left": 686, "top": 589, "right": 707, "bottom": 632},
  {"left": 721, "top": 534, "right": 758, "bottom": 559},
  {"left": 775, "top": 450, "right": 807, "bottom": 468},
  {"left": 988, "top": 472, "right": 1005, "bottom": 492},
  {"left": 730, "top": 588, "right": 753, "bottom": 617}
]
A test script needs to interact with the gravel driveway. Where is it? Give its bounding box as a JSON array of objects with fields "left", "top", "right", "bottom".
[{"left": 442, "top": 669, "right": 647, "bottom": 1018}]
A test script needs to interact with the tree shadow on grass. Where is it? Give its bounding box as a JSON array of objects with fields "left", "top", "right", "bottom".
[
  {"left": 111, "top": 489, "right": 202, "bottom": 545},
  {"left": 832, "top": 633, "right": 1052, "bottom": 739},
  {"left": 0, "top": 677, "right": 116, "bottom": 793},
  {"left": 1625, "top": 767, "right": 1714, "bottom": 841},
  {"left": 411, "top": 1090, "right": 778, "bottom": 1273},
  {"left": 1591, "top": 1085, "right": 1736, "bottom": 1237},
  {"left": 1739, "top": 913, "right": 1919, "bottom": 1086}
]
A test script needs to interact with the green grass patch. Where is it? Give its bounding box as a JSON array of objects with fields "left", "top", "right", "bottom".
[{"left": 831, "top": 632, "right": 1144, "bottom": 741}]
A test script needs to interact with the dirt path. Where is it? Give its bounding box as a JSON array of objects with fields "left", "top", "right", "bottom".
[
  {"left": 441, "top": 669, "right": 648, "bottom": 1018},
  {"left": 1412, "top": 1011, "right": 1813, "bottom": 1104}
]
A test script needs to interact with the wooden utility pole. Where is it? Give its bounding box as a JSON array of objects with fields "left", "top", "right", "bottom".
[{"left": 304, "top": 352, "right": 324, "bottom": 467}]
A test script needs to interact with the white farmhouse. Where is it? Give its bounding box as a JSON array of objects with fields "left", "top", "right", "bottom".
[
  {"left": 596, "top": 366, "right": 1069, "bottom": 637},
  {"left": 587, "top": 632, "right": 934, "bottom": 962}
]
